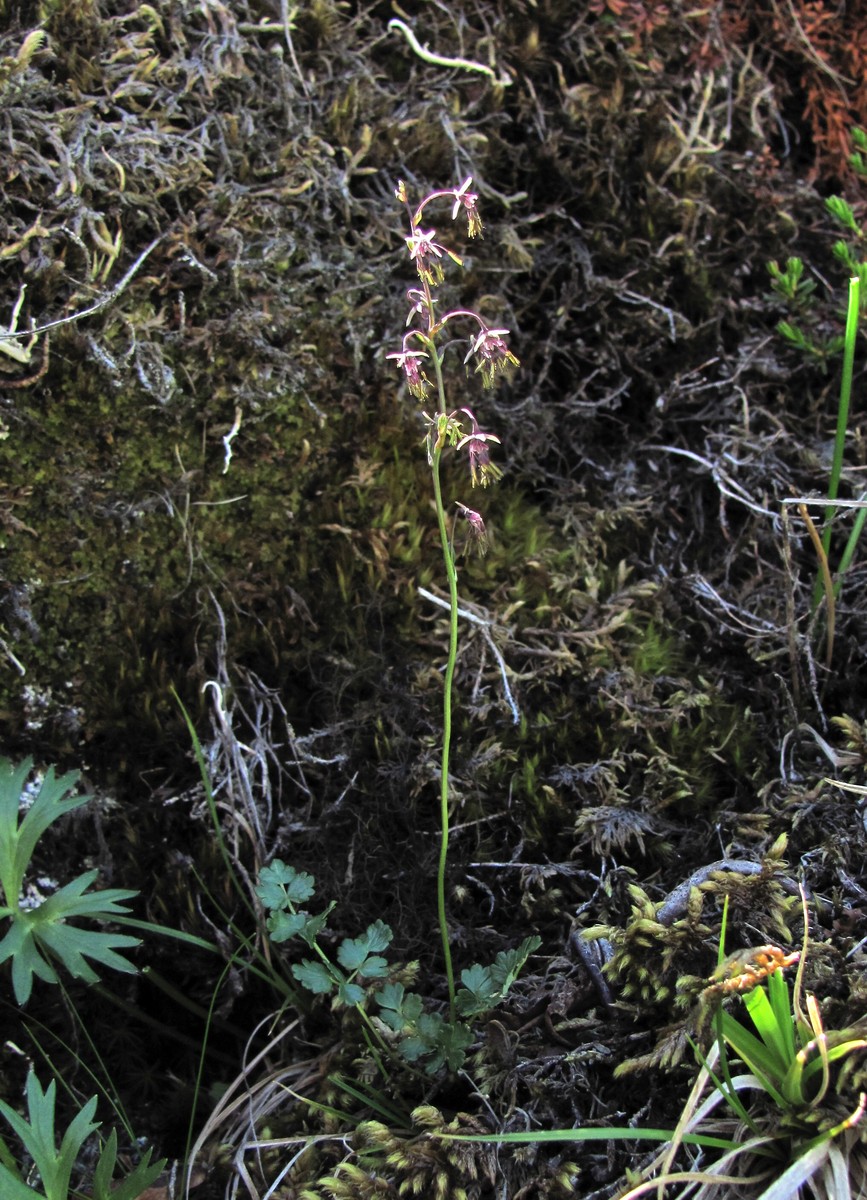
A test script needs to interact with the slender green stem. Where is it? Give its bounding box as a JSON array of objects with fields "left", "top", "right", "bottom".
[
  {"left": 836, "top": 493, "right": 867, "bottom": 597},
  {"left": 825, "top": 277, "right": 860, "bottom": 523},
  {"left": 812, "top": 276, "right": 860, "bottom": 611},
  {"left": 420, "top": 333, "right": 458, "bottom": 1019},
  {"left": 431, "top": 446, "right": 457, "bottom": 1019}
]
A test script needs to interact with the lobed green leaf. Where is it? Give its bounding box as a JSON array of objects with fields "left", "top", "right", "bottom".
[
  {"left": 255, "top": 861, "right": 315, "bottom": 910},
  {"left": 292, "top": 959, "right": 335, "bottom": 995},
  {"left": 266, "top": 910, "right": 308, "bottom": 942}
]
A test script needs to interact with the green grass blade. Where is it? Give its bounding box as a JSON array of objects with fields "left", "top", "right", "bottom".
[
  {"left": 434, "top": 1127, "right": 739, "bottom": 1150},
  {"left": 719, "top": 1012, "right": 789, "bottom": 1107},
  {"left": 825, "top": 276, "right": 860, "bottom": 516},
  {"left": 690, "top": 1031, "right": 760, "bottom": 1135},
  {"left": 742, "top": 987, "right": 791, "bottom": 1073},
  {"left": 766, "top": 970, "right": 796, "bottom": 1062},
  {"left": 834, "top": 493, "right": 867, "bottom": 597},
  {"left": 328, "top": 1074, "right": 411, "bottom": 1127},
  {"left": 814, "top": 275, "right": 860, "bottom": 611}
]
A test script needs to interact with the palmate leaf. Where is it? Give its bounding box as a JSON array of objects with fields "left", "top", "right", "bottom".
[
  {"left": 399, "top": 1013, "right": 474, "bottom": 1073},
  {"left": 0, "top": 871, "right": 140, "bottom": 1005},
  {"left": 266, "top": 910, "right": 309, "bottom": 942},
  {"left": 375, "top": 982, "right": 423, "bottom": 1031},
  {"left": 456, "top": 963, "right": 496, "bottom": 1017},
  {"left": 490, "top": 936, "right": 542, "bottom": 992},
  {"left": 457, "top": 936, "right": 541, "bottom": 1017},
  {"left": 255, "top": 860, "right": 316, "bottom": 911},
  {"left": 337, "top": 920, "right": 393, "bottom": 974}
]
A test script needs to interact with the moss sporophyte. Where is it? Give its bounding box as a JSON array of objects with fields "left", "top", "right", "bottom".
[{"left": 385, "top": 178, "right": 518, "bottom": 1016}]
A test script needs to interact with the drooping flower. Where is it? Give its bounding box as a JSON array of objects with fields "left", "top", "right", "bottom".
[
  {"left": 456, "top": 426, "right": 503, "bottom": 487},
  {"left": 464, "top": 326, "right": 519, "bottom": 388},
  {"left": 450, "top": 177, "right": 483, "bottom": 238},
  {"left": 405, "top": 288, "right": 434, "bottom": 325},
  {"left": 405, "top": 229, "right": 447, "bottom": 286},
  {"left": 386, "top": 348, "right": 430, "bottom": 399},
  {"left": 455, "top": 500, "right": 489, "bottom": 555}
]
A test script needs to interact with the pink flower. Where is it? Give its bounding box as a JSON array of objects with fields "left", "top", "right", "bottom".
[
  {"left": 405, "top": 288, "right": 433, "bottom": 324},
  {"left": 405, "top": 228, "right": 449, "bottom": 285},
  {"left": 405, "top": 227, "right": 463, "bottom": 286},
  {"left": 455, "top": 501, "right": 489, "bottom": 555},
  {"left": 386, "top": 348, "right": 430, "bottom": 399},
  {"left": 406, "top": 228, "right": 442, "bottom": 262},
  {"left": 464, "top": 326, "right": 519, "bottom": 388},
  {"left": 456, "top": 427, "right": 502, "bottom": 487},
  {"left": 451, "top": 177, "right": 483, "bottom": 238}
]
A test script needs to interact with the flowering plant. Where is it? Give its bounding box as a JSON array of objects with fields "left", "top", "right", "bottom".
[{"left": 386, "top": 178, "right": 518, "bottom": 1014}]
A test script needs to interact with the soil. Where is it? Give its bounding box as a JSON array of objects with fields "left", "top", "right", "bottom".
[{"left": 1, "top": 1, "right": 867, "bottom": 1197}]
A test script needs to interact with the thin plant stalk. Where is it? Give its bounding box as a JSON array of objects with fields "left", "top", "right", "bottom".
[
  {"left": 811, "top": 276, "right": 860, "bottom": 615},
  {"left": 825, "top": 276, "right": 860, "bottom": 524},
  {"left": 834, "top": 489, "right": 867, "bottom": 597},
  {"left": 424, "top": 336, "right": 459, "bottom": 1019}
]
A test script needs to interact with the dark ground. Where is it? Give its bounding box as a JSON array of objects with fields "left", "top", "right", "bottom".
[{"left": 1, "top": 1, "right": 867, "bottom": 1196}]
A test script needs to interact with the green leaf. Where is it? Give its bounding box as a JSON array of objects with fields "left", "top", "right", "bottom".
[
  {"left": 456, "top": 966, "right": 496, "bottom": 1017},
  {"left": 766, "top": 969, "right": 796, "bottom": 1061},
  {"left": 0, "top": 1164, "right": 40, "bottom": 1200},
  {"left": 361, "top": 919, "right": 392, "bottom": 954},
  {"left": 777, "top": 320, "right": 808, "bottom": 349},
  {"left": 491, "top": 936, "right": 541, "bottom": 990},
  {"left": 742, "top": 985, "right": 791, "bottom": 1074},
  {"left": 460, "top": 962, "right": 492, "bottom": 995},
  {"left": 375, "top": 983, "right": 423, "bottom": 1030},
  {"left": 357, "top": 954, "right": 389, "bottom": 979},
  {"left": 292, "top": 959, "right": 335, "bottom": 995},
  {"left": 826, "top": 195, "right": 859, "bottom": 234},
  {"left": 402, "top": 1014, "right": 473, "bottom": 1073},
  {"left": 297, "top": 903, "right": 336, "bottom": 947},
  {"left": 457, "top": 936, "right": 541, "bottom": 1016},
  {"left": 90, "top": 1129, "right": 165, "bottom": 1200},
  {"left": 255, "top": 861, "right": 315, "bottom": 911},
  {"left": 0, "top": 758, "right": 84, "bottom": 909},
  {"left": 34, "top": 921, "right": 140, "bottom": 983},
  {"left": 375, "top": 981, "right": 405, "bottom": 1011},
  {"left": 337, "top": 921, "right": 393, "bottom": 972},
  {"left": 0, "top": 872, "right": 139, "bottom": 1004},
  {"left": 719, "top": 1011, "right": 789, "bottom": 1108},
  {"left": 377, "top": 1007, "right": 406, "bottom": 1032},
  {"left": 831, "top": 239, "right": 860, "bottom": 272},
  {"left": 266, "top": 910, "right": 308, "bottom": 942},
  {"left": 435, "top": 1021, "right": 474, "bottom": 1073},
  {"left": 337, "top": 937, "right": 368, "bottom": 972},
  {"left": 398, "top": 1034, "right": 429, "bottom": 1063},
  {"left": 0, "top": 760, "right": 142, "bottom": 1005},
  {"left": 337, "top": 980, "right": 364, "bottom": 1007},
  {"left": 8, "top": 930, "right": 59, "bottom": 1005},
  {"left": 35, "top": 872, "right": 137, "bottom": 921},
  {"left": 0, "top": 1071, "right": 99, "bottom": 1200}
]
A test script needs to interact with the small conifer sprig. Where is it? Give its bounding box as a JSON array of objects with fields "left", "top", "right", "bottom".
[{"left": 386, "top": 178, "right": 518, "bottom": 1015}]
